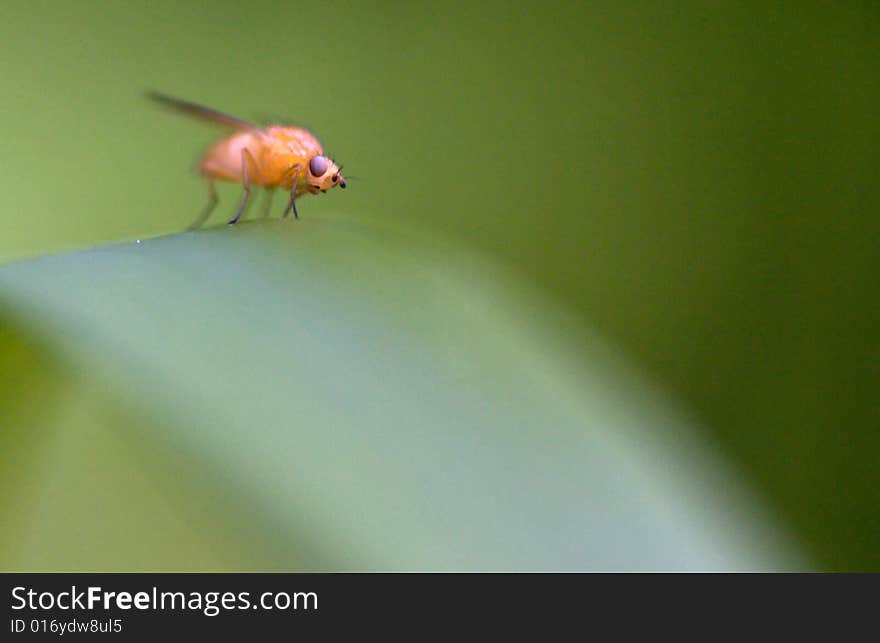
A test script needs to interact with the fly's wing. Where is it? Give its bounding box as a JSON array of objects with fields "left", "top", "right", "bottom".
[{"left": 147, "top": 91, "right": 266, "bottom": 136}]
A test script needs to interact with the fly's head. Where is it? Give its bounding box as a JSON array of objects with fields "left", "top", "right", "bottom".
[{"left": 306, "top": 155, "right": 346, "bottom": 194}]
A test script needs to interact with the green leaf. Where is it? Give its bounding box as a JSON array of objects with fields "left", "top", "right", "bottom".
[{"left": 0, "top": 219, "right": 805, "bottom": 570}]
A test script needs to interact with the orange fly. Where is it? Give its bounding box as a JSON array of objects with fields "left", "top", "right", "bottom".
[{"left": 149, "top": 91, "right": 346, "bottom": 226}]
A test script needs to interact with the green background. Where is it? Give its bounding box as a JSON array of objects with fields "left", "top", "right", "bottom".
[{"left": 1, "top": 1, "right": 877, "bottom": 569}]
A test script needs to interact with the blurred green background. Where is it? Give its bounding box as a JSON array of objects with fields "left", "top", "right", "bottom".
[{"left": 0, "top": 1, "right": 878, "bottom": 569}]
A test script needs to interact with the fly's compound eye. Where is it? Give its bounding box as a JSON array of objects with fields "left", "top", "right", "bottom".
[{"left": 309, "top": 156, "right": 328, "bottom": 177}]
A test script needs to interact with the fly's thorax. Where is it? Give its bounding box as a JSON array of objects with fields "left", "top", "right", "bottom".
[
  {"left": 255, "top": 141, "right": 302, "bottom": 187},
  {"left": 265, "top": 126, "right": 323, "bottom": 157},
  {"left": 258, "top": 126, "right": 323, "bottom": 189}
]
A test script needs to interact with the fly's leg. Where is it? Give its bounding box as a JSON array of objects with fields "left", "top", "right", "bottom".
[
  {"left": 282, "top": 166, "right": 301, "bottom": 220},
  {"left": 261, "top": 188, "right": 275, "bottom": 218},
  {"left": 188, "top": 178, "right": 218, "bottom": 230},
  {"left": 229, "top": 148, "right": 258, "bottom": 225}
]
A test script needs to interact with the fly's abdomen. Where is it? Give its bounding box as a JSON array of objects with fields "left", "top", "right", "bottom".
[{"left": 200, "top": 132, "right": 261, "bottom": 183}]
